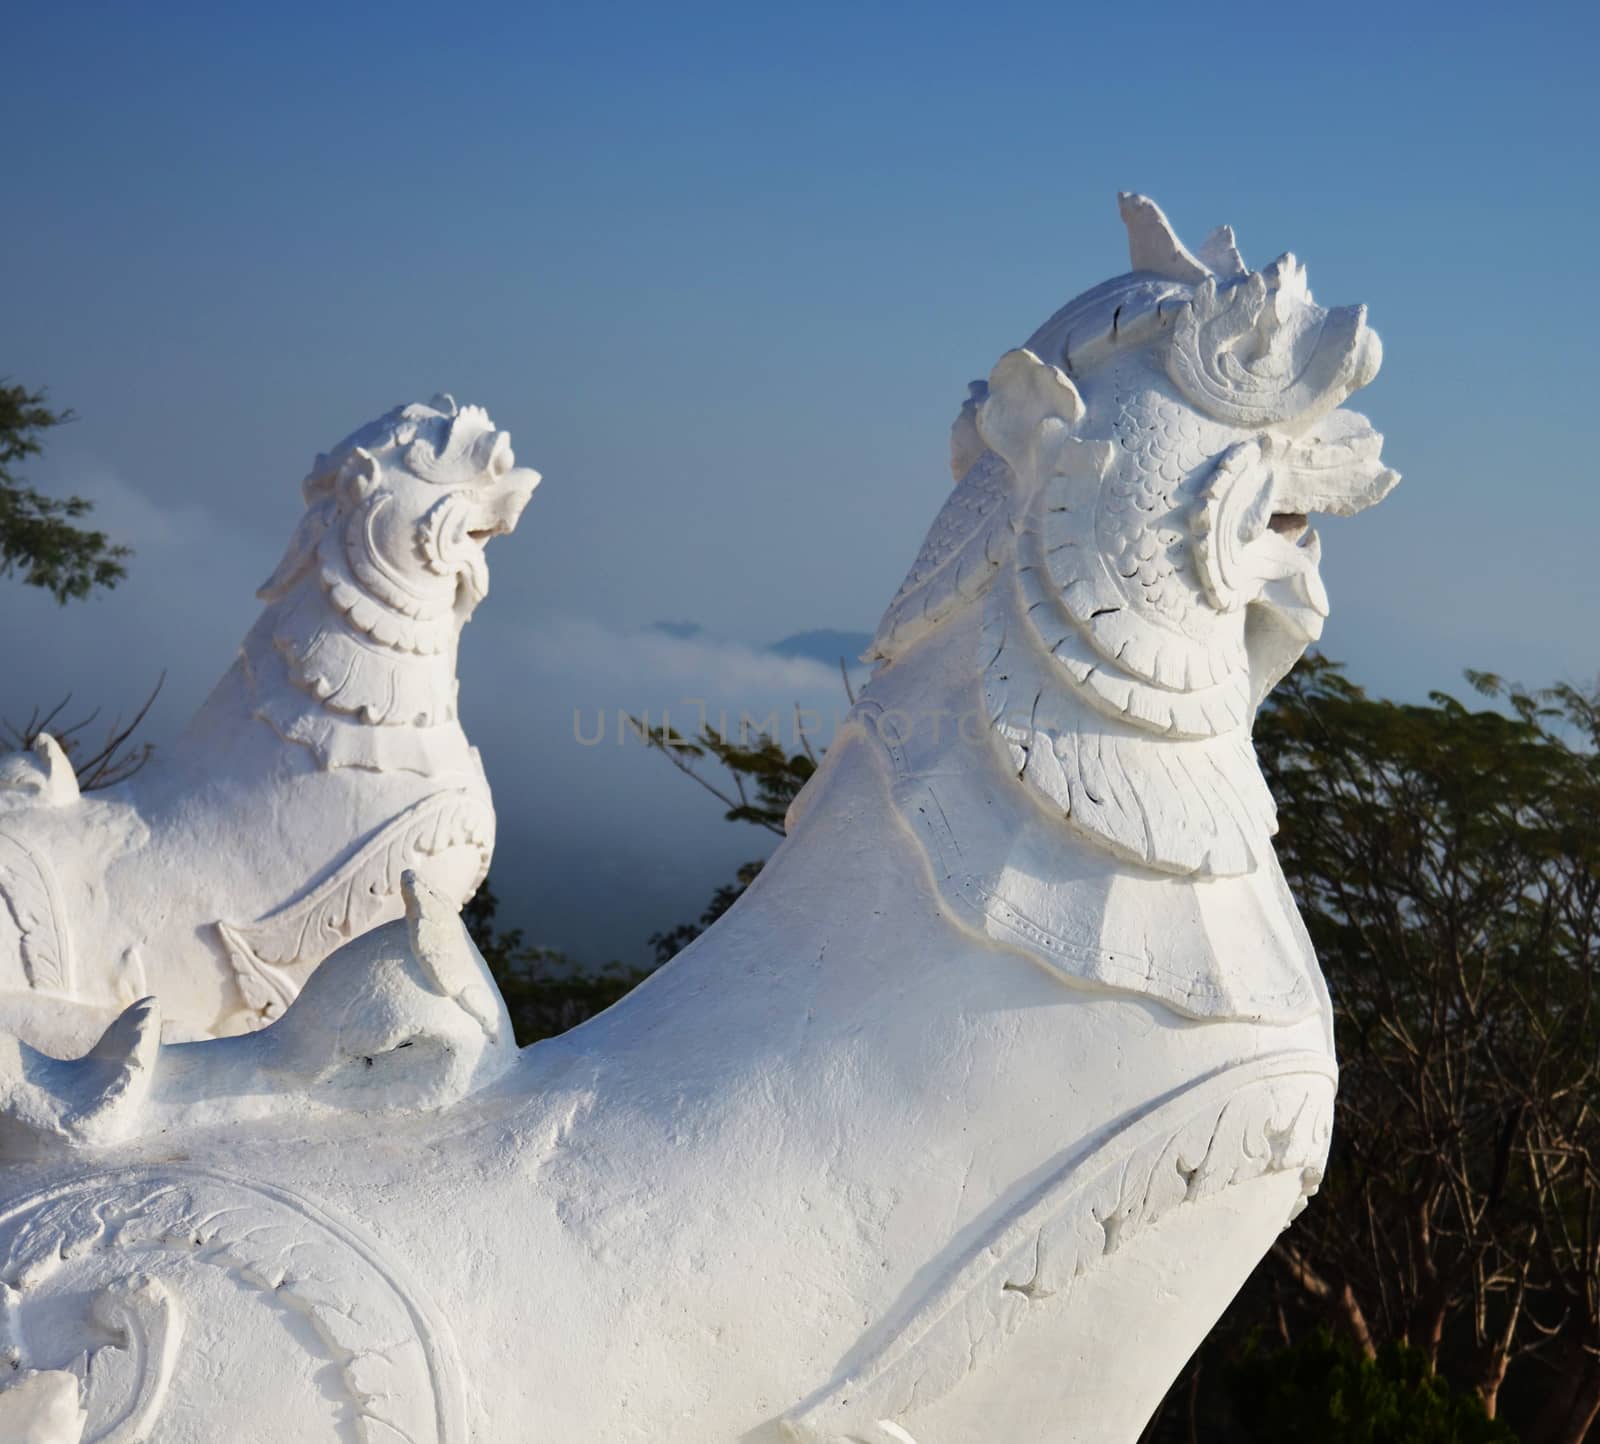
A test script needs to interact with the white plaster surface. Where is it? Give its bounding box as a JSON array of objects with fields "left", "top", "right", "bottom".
[
  {"left": 0, "top": 397, "right": 538, "bottom": 1047},
  {"left": 0, "top": 195, "right": 1396, "bottom": 1442}
]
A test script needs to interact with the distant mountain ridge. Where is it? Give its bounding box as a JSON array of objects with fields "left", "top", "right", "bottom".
[
  {"left": 647, "top": 620, "right": 705, "bottom": 640},
  {"left": 768, "top": 629, "right": 873, "bottom": 668},
  {"left": 644, "top": 621, "right": 872, "bottom": 669}
]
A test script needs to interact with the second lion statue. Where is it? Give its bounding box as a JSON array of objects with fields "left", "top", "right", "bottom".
[
  {"left": 0, "top": 194, "right": 1397, "bottom": 1444},
  {"left": 0, "top": 396, "right": 539, "bottom": 1046}
]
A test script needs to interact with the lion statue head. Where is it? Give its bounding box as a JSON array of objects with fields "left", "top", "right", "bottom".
[
  {"left": 254, "top": 395, "right": 540, "bottom": 740},
  {"left": 869, "top": 194, "right": 1398, "bottom": 880}
]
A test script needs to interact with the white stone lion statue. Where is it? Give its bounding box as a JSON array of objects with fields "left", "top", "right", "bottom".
[
  {"left": 0, "top": 396, "right": 538, "bottom": 1047},
  {"left": 0, "top": 195, "right": 1397, "bottom": 1444}
]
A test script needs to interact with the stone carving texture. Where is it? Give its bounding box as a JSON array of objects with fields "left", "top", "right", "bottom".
[
  {"left": 780, "top": 1055, "right": 1335, "bottom": 1443},
  {"left": 0, "top": 1168, "right": 465, "bottom": 1443},
  {"left": 0, "top": 194, "right": 1398, "bottom": 1442},
  {"left": 0, "top": 397, "right": 537, "bottom": 1047},
  {"left": 215, "top": 788, "right": 495, "bottom": 1020},
  {"left": 0, "top": 873, "right": 517, "bottom": 1158}
]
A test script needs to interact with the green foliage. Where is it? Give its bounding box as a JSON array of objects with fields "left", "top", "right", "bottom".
[
  {"left": 0, "top": 381, "right": 129, "bottom": 602},
  {"left": 1133, "top": 655, "right": 1600, "bottom": 1443},
  {"left": 466, "top": 719, "right": 819, "bottom": 1041},
  {"left": 631, "top": 716, "right": 816, "bottom": 836},
  {"left": 1226, "top": 1331, "right": 1519, "bottom": 1444},
  {"left": 462, "top": 882, "right": 653, "bottom": 1047},
  {"left": 632, "top": 717, "right": 817, "bottom": 959},
  {"left": 649, "top": 859, "right": 763, "bottom": 966},
  {"left": 1251, "top": 656, "right": 1600, "bottom": 1421}
]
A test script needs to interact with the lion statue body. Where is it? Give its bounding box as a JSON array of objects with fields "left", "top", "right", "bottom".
[
  {"left": 0, "top": 397, "right": 538, "bottom": 1046},
  {"left": 0, "top": 197, "right": 1396, "bottom": 1444}
]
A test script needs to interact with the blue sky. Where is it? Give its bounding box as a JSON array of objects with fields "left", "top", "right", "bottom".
[{"left": 4, "top": 1, "right": 1597, "bottom": 961}]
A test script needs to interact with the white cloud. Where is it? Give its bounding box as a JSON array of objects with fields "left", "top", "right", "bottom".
[
  {"left": 62, "top": 467, "right": 245, "bottom": 555},
  {"left": 502, "top": 615, "right": 861, "bottom": 738},
  {"left": 0, "top": 465, "right": 864, "bottom": 969},
  {"left": 0, "top": 466, "right": 269, "bottom": 747},
  {"left": 457, "top": 613, "right": 868, "bottom": 964}
]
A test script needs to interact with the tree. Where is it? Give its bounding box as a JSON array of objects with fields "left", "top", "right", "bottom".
[
  {"left": 0, "top": 382, "right": 129, "bottom": 603},
  {"left": 459, "top": 720, "right": 818, "bottom": 1047},
  {"left": 462, "top": 881, "right": 654, "bottom": 1047},
  {"left": 1142, "top": 658, "right": 1600, "bottom": 1444},
  {"left": 1258, "top": 660, "right": 1599, "bottom": 1439},
  {"left": 630, "top": 714, "right": 817, "bottom": 961},
  {"left": 1, "top": 675, "right": 164, "bottom": 789},
  {"left": 0, "top": 379, "right": 154, "bottom": 787},
  {"left": 1224, "top": 1330, "right": 1518, "bottom": 1444}
]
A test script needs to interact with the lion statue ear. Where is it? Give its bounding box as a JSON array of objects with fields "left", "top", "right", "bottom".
[
  {"left": 258, "top": 448, "right": 380, "bottom": 603},
  {"left": 949, "top": 379, "right": 990, "bottom": 482},
  {"left": 976, "top": 349, "right": 1084, "bottom": 479},
  {"left": 335, "top": 448, "right": 380, "bottom": 505}
]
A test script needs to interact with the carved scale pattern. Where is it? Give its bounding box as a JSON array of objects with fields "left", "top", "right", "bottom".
[{"left": 869, "top": 450, "right": 1018, "bottom": 663}]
